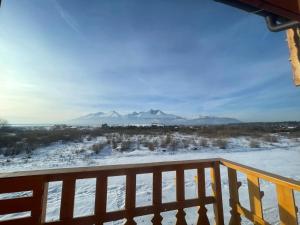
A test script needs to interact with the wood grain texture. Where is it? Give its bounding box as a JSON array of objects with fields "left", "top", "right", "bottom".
[
  {"left": 287, "top": 27, "right": 300, "bottom": 86},
  {"left": 151, "top": 170, "right": 163, "bottom": 225},
  {"left": 276, "top": 184, "right": 298, "bottom": 225},
  {"left": 228, "top": 168, "right": 241, "bottom": 225},
  {"left": 197, "top": 167, "right": 210, "bottom": 225},
  {"left": 60, "top": 178, "right": 76, "bottom": 222},
  {"left": 95, "top": 176, "right": 107, "bottom": 225},
  {"left": 175, "top": 169, "right": 187, "bottom": 225},
  {"left": 221, "top": 159, "right": 300, "bottom": 191},
  {"left": 210, "top": 162, "right": 225, "bottom": 225},
  {"left": 0, "top": 158, "right": 300, "bottom": 225},
  {"left": 125, "top": 172, "right": 137, "bottom": 225},
  {"left": 247, "top": 175, "right": 264, "bottom": 224}
]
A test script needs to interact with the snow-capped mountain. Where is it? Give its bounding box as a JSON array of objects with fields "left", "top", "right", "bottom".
[
  {"left": 188, "top": 116, "right": 241, "bottom": 125},
  {"left": 126, "top": 109, "right": 182, "bottom": 120},
  {"left": 70, "top": 109, "right": 241, "bottom": 126}
]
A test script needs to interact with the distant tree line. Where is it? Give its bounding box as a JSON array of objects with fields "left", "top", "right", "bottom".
[{"left": 0, "top": 121, "right": 299, "bottom": 156}]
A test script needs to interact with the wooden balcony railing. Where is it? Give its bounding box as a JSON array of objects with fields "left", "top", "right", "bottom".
[
  {"left": 0, "top": 158, "right": 299, "bottom": 225},
  {"left": 221, "top": 159, "right": 300, "bottom": 225}
]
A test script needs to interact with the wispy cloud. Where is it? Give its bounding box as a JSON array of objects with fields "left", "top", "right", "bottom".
[
  {"left": 53, "top": 0, "right": 80, "bottom": 33},
  {"left": 0, "top": 0, "right": 299, "bottom": 123}
]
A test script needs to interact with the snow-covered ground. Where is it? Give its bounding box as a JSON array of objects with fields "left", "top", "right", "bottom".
[{"left": 0, "top": 135, "right": 300, "bottom": 224}]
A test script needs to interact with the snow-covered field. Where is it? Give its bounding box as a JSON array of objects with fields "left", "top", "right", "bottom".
[{"left": 0, "top": 135, "right": 300, "bottom": 224}]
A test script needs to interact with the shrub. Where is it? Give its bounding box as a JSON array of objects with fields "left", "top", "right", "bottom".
[
  {"left": 86, "top": 136, "right": 92, "bottom": 141},
  {"left": 91, "top": 142, "right": 107, "bottom": 154},
  {"left": 160, "top": 134, "right": 172, "bottom": 148},
  {"left": 200, "top": 138, "right": 209, "bottom": 147},
  {"left": 169, "top": 139, "right": 178, "bottom": 151},
  {"left": 263, "top": 135, "right": 278, "bottom": 143},
  {"left": 212, "top": 139, "right": 228, "bottom": 149},
  {"left": 182, "top": 139, "right": 190, "bottom": 148},
  {"left": 110, "top": 138, "right": 118, "bottom": 149},
  {"left": 120, "top": 140, "right": 131, "bottom": 152},
  {"left": 147, "top": 142, "right": 155, "bottom": 151},
  {"left": 249, "top": 140, "right": 260, "bottom": 148}
]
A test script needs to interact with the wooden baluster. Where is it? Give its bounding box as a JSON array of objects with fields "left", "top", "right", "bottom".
[
  {"left": 276, "top": 184, "right": 298, "bottom": 225},
  {"left": 197, "top": 167, "right": 210, "bottom": 225},
  {"left": 60, "top": 178, "right": 76, "bottom": 224},
  {"left": 125, "top": 172, "right": 137, "bottom": 225},
  {"left": 228, "top": 168, "right": 241, "bottom": 225},
  {"left": 32, "top": 178, "right": 49, "bottom": 225},
  {"left": 210, "top": 162, "right": 225, "bottom": 225},
  {"left": 95, "top": 175, "right": 107, "bottom": 225},
  {"left": 175, "top": 169, "right": 187, "bottom": 225},
  {"left": 247, "top": 175, "right": 264, "bottom": 224},
  {"left": 151, "top": 170, "right": 163, "bottom": 225}
]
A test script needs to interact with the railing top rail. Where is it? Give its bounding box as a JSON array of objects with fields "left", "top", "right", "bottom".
[
  {"left": 220, "top": 158, "right": 300, "bottom": 191},
  {"left": 0, "top": 158, "right": 220, "bottom": 179},
  {"left": 1, "top": 157, "right": 300, "bottom": 192}
]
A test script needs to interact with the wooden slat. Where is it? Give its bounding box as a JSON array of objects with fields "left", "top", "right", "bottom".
[
  {"left": 44, "top": 215, "right": 95, "bottom": 225},
  {"left": 151, "top": 170, "right": 163, "bottom": 225},
  {"left": 0, "top": 177, "right": 40, "bottom": 194},
  {"left": 60, "top": 178, "right": 76, "bottom": 222},
  {"left": 210, "top": 162, "right": 224, "bottom": 225},
  {"left": 247, "top": 175, "right": 264, "bottom": 224},
  {"left": 40, "top": 182, "right": 49, "bottom": 224},
  {"left": 228, "top": 168, "right": 241, "bottom": 225},
  {"left": 32, "top": 180, "right": 48, "bottom": 225},
  {"left": 0, "top": 197, "right": 33, "bottom": 215},
  {"left": 175, "top": 169, "right": 187, "bottom": 225},
  {"left": 276, "top": 184, "right": 298, "bottom": 225},
  {"left": 125, "top": 173, "right": 136, "bottom": 225},
  {"left": 197, "top": 167, "right": 209, "bottom": 225},
  {"left": 0, "top": 217, "right": 35, "bottom": 225},
  {"left": 95, "top": 176, "right": 107, "bottom": 225},
  {"left": 236, "top": 204, "right": 271, "bottom": 225}
]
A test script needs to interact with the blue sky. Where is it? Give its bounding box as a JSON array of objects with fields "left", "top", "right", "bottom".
[{"left": 0, "top": 0, "right": 299, "bottom": 123}]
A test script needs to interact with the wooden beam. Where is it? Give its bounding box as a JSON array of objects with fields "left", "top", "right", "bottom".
[
  {"left": 228, "top": 168, "right": 241, "bottom": 225},
  {"left": 247, "top": 175, "right": 264, "bottom": 224},
  {"left": 276, "top": 184, "right": 298, "bottom": 225},
  {"left": 210, "top": 162, "right": 225, "bottom": 225},
  {"left": 287, "top": 27, "right": 300, "bottom": 86}
]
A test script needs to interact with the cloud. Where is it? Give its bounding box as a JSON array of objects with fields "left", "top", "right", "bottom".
[
  {"left": 53, "top": 0, "right": 80, "bottom": 33},
  {"left": 0, "top": 0, "right": 299, "bottom": 123}
]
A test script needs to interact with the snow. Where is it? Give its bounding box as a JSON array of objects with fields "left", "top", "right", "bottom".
[{"left": 0, "top": 135, "right": 300, "bottom": 224}]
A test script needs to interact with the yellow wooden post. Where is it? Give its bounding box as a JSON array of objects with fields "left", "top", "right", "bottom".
[
  {"left": 287, "top": 27, "right": 300, "bottom": 86},
  {"left": 247, "top": 175, "right": 264, "bottom": 224},
  {"left": 276, "top": 184, "right": 298, "bottom": 225},
  {"left": 210, "top": 162, "right": 225, "bottom": 225},
  {"left": 228, "top": 168, "right": 241, "bottom": 225}
]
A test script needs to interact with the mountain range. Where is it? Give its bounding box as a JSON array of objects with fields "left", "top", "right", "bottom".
[{"left": 70, "top": 109, "right": 241, "bottom": 126}]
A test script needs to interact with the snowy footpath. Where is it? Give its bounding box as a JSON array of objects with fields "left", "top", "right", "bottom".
[{"left": 0, "top": 137, "right": 300, "bottom": 224}]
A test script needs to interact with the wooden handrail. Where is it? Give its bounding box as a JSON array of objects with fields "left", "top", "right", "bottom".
[
  {"left": 0, "top": 158, "right": 299, "bottom": 225},
  {"left": 220, "top": 159, "right": 300, "bottom": 225},
  {"left": 0, "top": 158, "right": 224, "bottom": 225},
  {"left": 220, "top": 159, "right": 300, "bottom": 191},
  {"left": 0, "top": 158, "right": 221, "bottom": 179}
]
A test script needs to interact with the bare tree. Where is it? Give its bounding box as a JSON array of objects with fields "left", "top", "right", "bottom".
[{"left": 0, "top": 118, "right": 8, "bottom": 128}]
